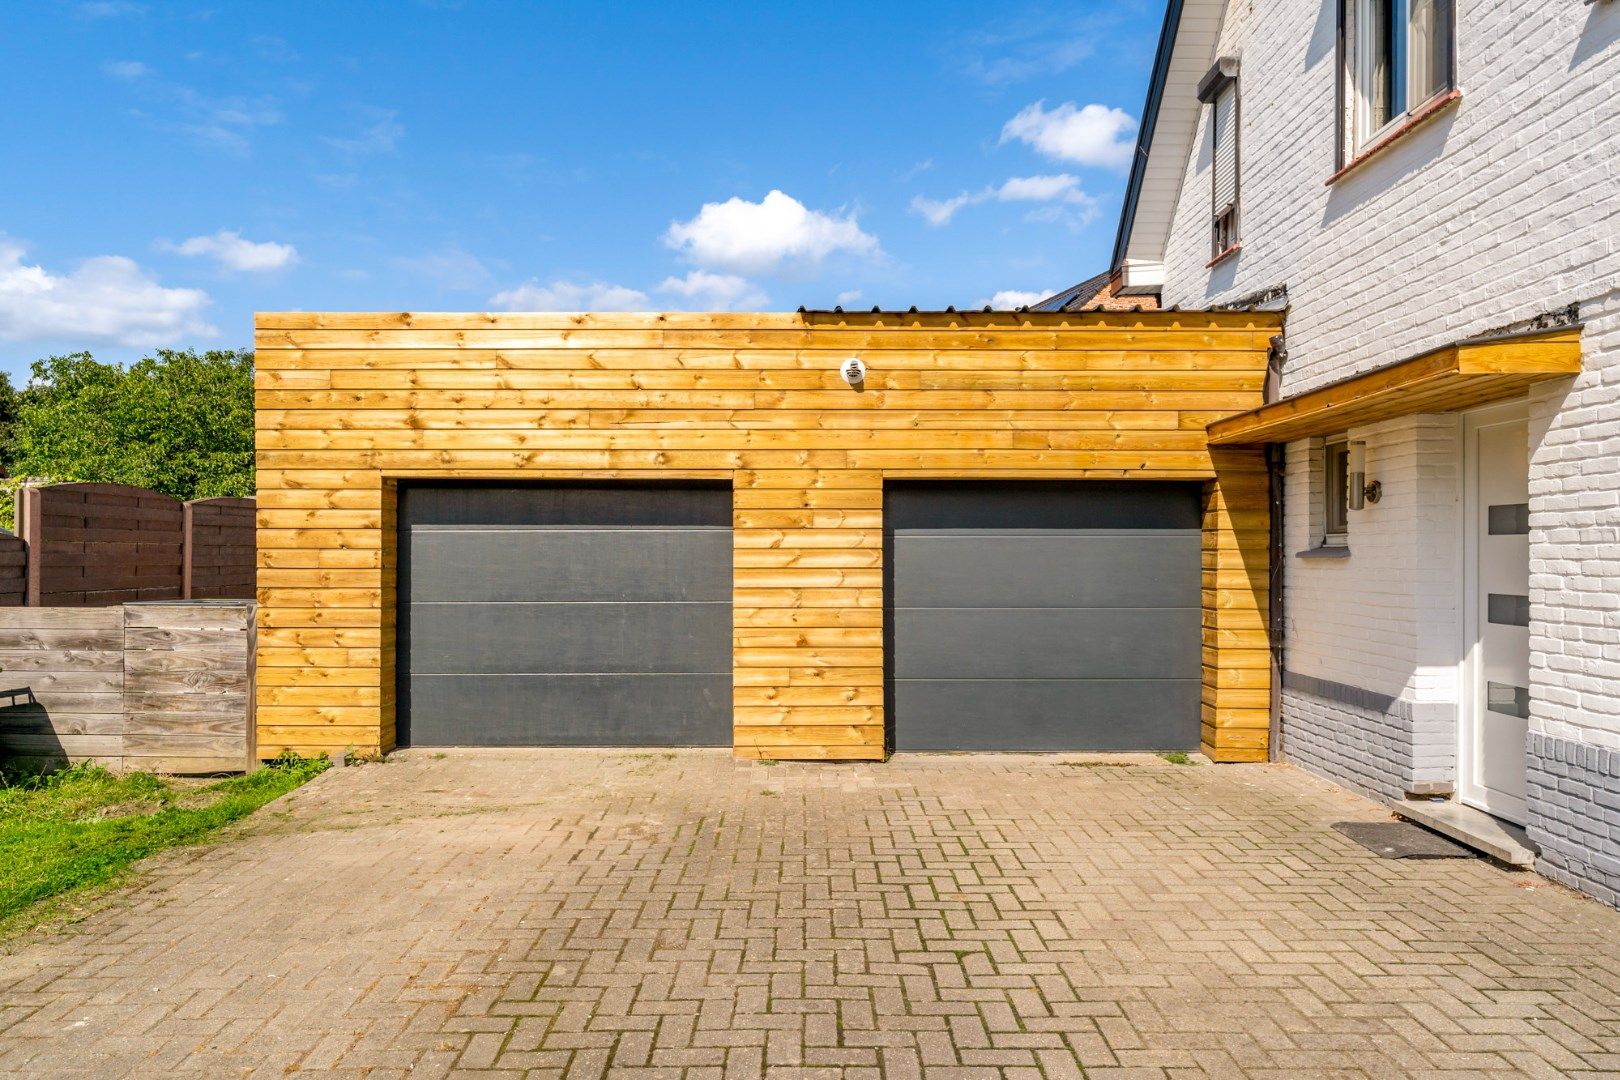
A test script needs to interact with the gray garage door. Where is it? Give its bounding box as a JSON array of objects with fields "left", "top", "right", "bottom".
[
  {"left": 887, "top": 482, "right": 1202, "bottom": 752},
  {"left": 399, "top": 483, "right": 731, "bottom": 746}
]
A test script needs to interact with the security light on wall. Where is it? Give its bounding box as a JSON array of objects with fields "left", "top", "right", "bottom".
[{"left": 1347, "top": 440, "right": 1381, "bottom": 508}]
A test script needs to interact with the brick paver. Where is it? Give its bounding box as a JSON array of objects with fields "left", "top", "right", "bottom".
[{"left": 1, "top": 750, "right": 1618, "bottom": 1078}]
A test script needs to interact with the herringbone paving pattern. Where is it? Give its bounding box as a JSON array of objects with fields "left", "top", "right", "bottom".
[{"left": 1, "top": 750, "right": 1618, "bottom": 1078}]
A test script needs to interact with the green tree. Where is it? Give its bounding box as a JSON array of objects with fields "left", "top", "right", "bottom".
[{"left": 6, "top": 350, "right": 254, "bottom": 501}]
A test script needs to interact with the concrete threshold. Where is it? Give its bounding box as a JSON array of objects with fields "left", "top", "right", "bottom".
[{"left": 1392, "top": 799, "right": 1538, "bottom": 868}]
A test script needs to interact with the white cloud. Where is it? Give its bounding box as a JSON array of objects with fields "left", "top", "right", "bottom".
[
  {"left": 393, "top": 247, "right": 491, "bottom": 292},
  {"left": 983, "top": 289, "right": 1053, "bottom": 310},
  {"left": 912, "top": 192, "right": 979, "bottom": 227},
  {"left": 954, "top": 13, "right": 1109, "bottom": 85},
  {"left": 324, "top": 109, "right": 404, "bottom": 156},
  {"left": 912, "top": 174, "right": 1098, "bottom": 226},
  {"left": 835, "top": 289, "right": 864, "bottom": 306},
  {"left": 664, "top": 190, "right": 878, "bottom": 277},
  {"left": 166, "top": 230, "right": 297, "bottom": 273},
  {"left": 0, "top": 240, "right": 213, "bottom": 347},
  {"left": 656, "top": 271, "right": 767, "bottom": 311},
  {"left": 103, "top": 60, "right": 148, "bottom": 80},
  {"left": 131, "top": 83, "right": 283, "bottom": 155},
  {"left": 78, "top": 1, "right": 145, "bottom": 17},
  {"left": 1001, "top": 101, "right": 1137, "bottom": 169},
  {"left": 489, "top": 279, "right": 649, "bottom": 311}
]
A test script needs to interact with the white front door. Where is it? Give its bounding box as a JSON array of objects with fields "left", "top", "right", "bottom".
[{"left": 1461, "top": 403, "right": 1531, "bottom": 824}]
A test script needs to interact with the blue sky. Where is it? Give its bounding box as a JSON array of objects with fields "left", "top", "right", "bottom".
[{"left": 0, "top": 0, "right": 1162, "bottom": 379}]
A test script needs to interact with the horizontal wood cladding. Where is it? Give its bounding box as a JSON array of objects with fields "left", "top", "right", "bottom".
[
  {"left": 254, "top": 311, "right": 1279, "bottom": 762},
  {"left": 0, "top": 603, "right": 254, "bottom": 773}
]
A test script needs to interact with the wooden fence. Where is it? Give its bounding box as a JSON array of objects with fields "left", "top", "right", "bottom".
[
  {"left": 2, "top": 484, "right": 255, "bottom": 606},
  {"left": 0, "top": 602, "right": 255, "bottom": 773}
]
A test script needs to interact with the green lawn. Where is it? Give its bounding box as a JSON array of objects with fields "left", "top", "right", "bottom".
[{"left": 0, "top": 754, "right": 328, "bottom": 936}]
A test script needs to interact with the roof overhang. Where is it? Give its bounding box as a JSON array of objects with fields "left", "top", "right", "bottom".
[
  {"left": 1206, "top": 327, "right": 1582, "bottom": 445},
  {"left": 1110, "top": 0, "right": 1223, "bottom": 278}
]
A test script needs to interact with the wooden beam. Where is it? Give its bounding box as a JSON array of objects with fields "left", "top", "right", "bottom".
[{"left": 1206, "top": 328, "right": 1581, "bottom": 446}]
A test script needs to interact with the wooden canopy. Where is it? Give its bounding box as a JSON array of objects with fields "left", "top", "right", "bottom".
[{"left": 1206, "top": 327, "right": 1582, "bottom": 446}]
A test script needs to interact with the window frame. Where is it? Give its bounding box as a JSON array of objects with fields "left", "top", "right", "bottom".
[
  {"left": 1337, "top": 0, "right": 1456, "bottom": 165},
  {"left": 1209, "top": 79, "right": 1240, "bottom": 259},
  {"left": 1323, "top": 437, "right": 1351, "bottom": 545}
]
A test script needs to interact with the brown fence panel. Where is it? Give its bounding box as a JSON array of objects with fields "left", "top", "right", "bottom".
[
  {"left": 0, "top": 532, "right": 26, "bottom": 606},
  {"left": 0, "top": 607, "right": 126, "bottom": 768},
  {"left": 183, "top": 497, "right": 256, "bottom": 600},
  {"left": 0, "top": 601, "right": 256, "bottom": 773},
  {"left": 123, "top": 602, "right": 255, "bottom": 773},
  {"left": 20, "top": 483, "right": 185, "bottom": 606}
]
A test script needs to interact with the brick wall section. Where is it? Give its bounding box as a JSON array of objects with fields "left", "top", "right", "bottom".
[
  {"left": 20, "top": 483, "right": 184, "bottom": 605},
  {"left": 1277, "top": 415, "right": 1461, "bottom": 795},
  {"left": 182, "top": 497, "right": 255, "bottom": 600},
  {"left": 1281, "top": 690, "right": 1410, "bottom": 802},
  {"left": 1528, "top": 291, "right": 1620, "bottom": 755},
  {"left": 1160, "top": 1, "right": 1619, "bottom": 391},
  {"left": 1281, "top": 683, "right": 1459, "bottom": 803},
  {"left": 1154, "top": 0, "right": 1619, "bottom": 899},
  {"left": 1526, "top": 732, "right": 1620, "bottom": 906}
]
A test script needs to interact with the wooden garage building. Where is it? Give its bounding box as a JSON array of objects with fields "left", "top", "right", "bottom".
[{"left": 253, "top": 310, "right": 1279, "bottom": 762}]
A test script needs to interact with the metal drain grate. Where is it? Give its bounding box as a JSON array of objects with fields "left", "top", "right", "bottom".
[{"left": 1331, "top": 820, "right": 1477, "bottom": 859}]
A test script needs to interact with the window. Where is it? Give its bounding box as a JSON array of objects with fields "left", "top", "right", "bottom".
[
  {"left": 1197, "top": 58, "right": 1241, "bottom": 259},
  {"left": 1340, "top": 0, "right": 1455, "bottom": 158},
  {"left": 1211, "top": 81, "right": 1239, "bottom": 256},
  {"left": 1324, "top": 438, "right": 1351, "bottom": 544}
]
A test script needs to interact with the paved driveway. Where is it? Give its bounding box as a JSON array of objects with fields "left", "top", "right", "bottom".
[{"left": 2, "top": 751, "right": 1619, "bottom": 1079}]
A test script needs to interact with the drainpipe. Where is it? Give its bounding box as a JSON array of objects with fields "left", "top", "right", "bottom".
[
  {"left": 1267, "top": 440, "right": 1286, "bottom": 763},
  {"left": 1264, "top": 334, "right": 1287, "bottom": 763}
]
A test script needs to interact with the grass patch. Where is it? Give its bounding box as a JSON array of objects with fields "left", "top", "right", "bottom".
[
  {"left": 0, "top": 752, "right": 328, "bottom": 935},
  {"left": 1159, "top": 751, "right": 1195, "bottom": 766}
]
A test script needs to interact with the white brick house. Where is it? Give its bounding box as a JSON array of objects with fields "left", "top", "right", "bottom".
[{"left": 1101, "top": 0, "right": 1620, "bottom": 902}]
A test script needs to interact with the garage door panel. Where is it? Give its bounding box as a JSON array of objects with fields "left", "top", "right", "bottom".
[
  {"left": 406, "top": 529, "right": 731, "bottom": 603},
  {"left": 406, "top": 674, "right": 730, "bottom": 747},
  {"left": 892, "top": 608, "right": 1200, "bottom": 679},
  {"left": 409, "top": 601, "right": 731, "bottom": 675},
  {"left": 893, "top": 679, "right": 1201, "bottom": 751},
  {"left": 399, "top": 482, "right": 732, "bottom": 747},
  {"left": 886, "top": 482, "right": 1202, "bottom": 531},
  {"left": 403, "top": 484, "right": 730, "bottom": 528},
  {"left": 890, "top": 533, "right": 1200, "bottom": 608},
  {"left": 888, "top": 481, "right": 1202, "bottom": 752}
]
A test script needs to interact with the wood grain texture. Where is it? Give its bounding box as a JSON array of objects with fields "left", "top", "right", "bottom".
[
  {"left": 254, "top": 310, "right": 1280, "bottom": 761},
  {"left": 0, "top": 603, "right": 254, "bottom": 773},
  {"left": 1207, "top": 327, "right": 1581, "bottom": 445}
]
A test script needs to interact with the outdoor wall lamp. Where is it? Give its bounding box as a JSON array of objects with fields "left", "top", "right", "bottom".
[{"left": 1348, "top": 440, "right": 1381, "bottom": 508}]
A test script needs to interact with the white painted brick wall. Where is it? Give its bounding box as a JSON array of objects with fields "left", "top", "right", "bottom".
[
  {"left": 1281, "top": 415, "right": 1460, "bottom": 706},
  {"left": 1159, "top": 0, "right": 1620, "bottom": 756}
]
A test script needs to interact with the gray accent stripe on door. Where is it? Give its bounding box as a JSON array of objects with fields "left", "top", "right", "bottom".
[
  {"left": 1487, "top": 682, "right": 1530, "bottom": 719},
  {"left": 405, "top": 674, "right": 731, "bottom": 747},
  {"left": 893, "top": 679, "right": 1201, "bottom": 752},
  {"left": 891, "top": 608, "right": 1199, "bottom": 679},
  {"left": 889, "top": 533, "right": 1200, "bottom": 608},
  {"left": 405, "top": 529, "right": 732, "bottom": 603},
  {"left": 399, "top": 482, "right": 732, "bottom": 747},
  {"left": 1487, "top": 593, "right": 1531, "bottom": 627},
  {"left": 1487, "top": 503, "right": 1530, "bottom": 535},
  {"left": 408, "top": 601, "right": 731, "bottom": 675}
]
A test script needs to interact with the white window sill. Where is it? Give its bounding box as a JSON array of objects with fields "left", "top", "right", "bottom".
[
  {"left": 1326, "top": 89, "right": 1463, "bottom": 186},
  {"left": 1297, "top": 545, "right": 1352, "bottom": 560}
]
